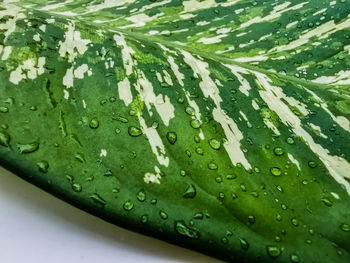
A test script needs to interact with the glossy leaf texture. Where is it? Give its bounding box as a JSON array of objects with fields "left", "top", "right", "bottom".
[{"left": 1, "top": 0, "right": 350, "bottom": 262}]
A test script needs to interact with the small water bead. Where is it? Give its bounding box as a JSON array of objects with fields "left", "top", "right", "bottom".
[
  {"left": 193, "top": 212, "right": 204, "bottom": 220},
  {"left": 286, "top": 137, "right": 295, "bottom": 144},
  {"left": 185, "top": 150, "right": 191, "bottom": 157},
  {"left": 218, "top": 192, "right": 225, "bottom": 200},
  {"left": 166, "top": 132, "right": 177, "bottom": 144},
  {"left": 115, "top": 128, "right": 121, "bottom": 134},
  {"left": 128, "top": 126, "right": 142, "bottom": 137},
  {"left": 270, "top": 167, "right": 282, "bottom": 176},
  {"left": 240, "top": 184, "right": 247, "bottom": 192},
  {"left": 226, "top": 174, "right": 237, "bottom": 180},
  {"left": 137, "top": 189, "right": 146, "bottom": 202},
  {"left": 209, "top": 139, "right": 221, "bottom": 150},
  {"left": 194, "top": 135, "right": 200, "bottom": 143},
  {"left": 248, "top": 215, "right": 255, "bottom": 224},
  {"left": 159, "top": 210, "right": 168, "bottom": 220},
  {"left": 141, "top": 215, "right": 148, "bottom": 224},
  {"left": 185, "top": 106, "right": 195, "bottom": 116},
  {"left": 275, "top": 235, "right": 281, "bottom": 242},
  {"left": 232, "top": 193, "right": 238, "bottom": 199},
  {"left": 239, "top": 238, "right": 249, "bottom": 250},
  {"left": 0, "top": 131, "right": 10, "bottom": 147},
  {"left": 321, "top": 197, "right": 333, "bottom": 207},
  {"left": 208, "top": 162, "right": 218, "bottom": 170},
  {"left": 183, "top": 183, "right": 196, "bottom": 198},
  {"left": 89, "top": 118, "right": 99, "bottom": 129},
  {"left": 195, "top": 147, "right": 204, "bottom": 155},
  {"left": 151, "top": 121, "right": 159, "bottom": 129},
  {"left": 251, "top": 191, "right": 259, "bottom": 198},
  {"left": 90, "top": 193, "right": 106, "bottom": 207},
  {"left": 266, "top": 246, "right": 281, "bottom": 258},
  {"left": 123, "top": 200, "right": 134, "bottom": 211},
  {"left": 273, "top": 147, "right": 284, "bottom": 156},
  {"left": 291, "top": 218, "right": 299, "bottom": 227},
  {"left": 0, "top": 106, "right": 9, "bottom": 113},
  {"left": 177, "top": 97, "right": 185, "bottom": 104},
  {"left": 215, "top": 176, "right": 222, "bottom": 183},
  {"left": 221, "top": 237, "right": 228, "bottom": 244},
  {"left": 72, "top": 183, "right": 82, "bottom": 192},
  {"left": 150, "top": 198, "right": 157, "bottom": 205},
  {"left": 290, "top": 254, "right": 300, "bottom": 263},
  {"left": 36, "top": 160, "right": 49, "bottom": 173},
  {"left": 75, "top": 152, "right": 85, "bottom": 163},
  {"left": 340, "top": 223, "right": 350, "bottom": 232},
  {"left": 190, "top": 119, "right": 201, "bottom": 129},
  {"left": 308, "top": 161, "right": 317, "bottom": 168},
  {"left": 17, "top": 142, "right": 39, "bottom": 153},
  {"left": 276, "top": 213, "right": 282, "bottom": 221},
  {"left": 174, "top": 220, "right": 200, "bottom": 239}
]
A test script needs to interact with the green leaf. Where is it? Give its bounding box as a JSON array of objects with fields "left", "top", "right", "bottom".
[{"left": 1, "top": 0, "right": 350, "bottom": 262}]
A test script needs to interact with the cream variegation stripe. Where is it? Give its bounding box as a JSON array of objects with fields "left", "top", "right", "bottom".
[{"left": 255, "top": 72, "right": 350, "bottom": 194}]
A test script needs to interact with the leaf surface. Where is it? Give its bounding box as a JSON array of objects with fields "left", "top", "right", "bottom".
[{"left": 1, "top": 0, "right": 350, "bottom": 262}]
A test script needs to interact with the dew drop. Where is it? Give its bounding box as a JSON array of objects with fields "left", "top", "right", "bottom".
[
  {"left": 123, "top": 200, "right": 134, "bottom": 211},
  {"left": 185, "top": 106, "right": 195, "bottom": 116},
  {"left": 128, "top": 126, "right": 142, "bottom": 137},
  {"left": 183, "top": 183, "right": 196, "bottom": 198},
  {"left": 273, "top": 147, "right": 284, "bottom": 156},
  {"left": 209, "top": 139, "right": 221, "bottom": 150},
  {"left": 239, "top": 238, "right": 249, "bottom": 250},
  {"left": 208, "top": 162, "right": 218, "bottom": 170},
  {"left": 166, "top": 132, "right": 177, "bottom": 144},
  {"left": 36, "top": 160, "right": 49, "bottom": 173},
  {"left": 72, "top": 183, "right": 82, "bottom": 192},
  {"left": 174, "top": 220, "right": 200, "bottom": 239},
  {"left": 266, "top": 245, "right": 281, "bottom": 258},
  {"left": 0, "top": 131, "right": 10, "bottom": 147},
  {"left": 137, "top": 189, "right": 146, "bottom": 202},
  {"left": 290, "top": 254, "right": 300, "bottom": 263},
  {"left": 190, "top": 119, "right": 201, "bottom": 129},
  {"left": 270, "top": 167, "right": 282, "bottom": 176},
  {"left": 17, "top": 142, "right": 39, "bottom": 153},
  {"left": 90, "top": 193, "right": 106, "bottom": 207},
  {"left": 89, "top": 118, "right": 99, "bottom": 129},
  {"left": 0, "top": 106, "right": 9, "bottom": 113},
  {"left": 340, "top": 223, "right": 350, "bottom": 232},
  {"left": 141, "top": 214, "right": 148, "bottom": 224},
  {"left": 159, "top": 210, "right": 168, "bottom": 220}
]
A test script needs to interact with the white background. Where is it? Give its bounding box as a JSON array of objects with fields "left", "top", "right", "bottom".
[{"left": 0, "top": 166, "right": 219, "bottom": 263}]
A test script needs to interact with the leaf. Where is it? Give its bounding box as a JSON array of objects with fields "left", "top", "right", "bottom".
[{"left": 1, "top": 0, "right": 350, "bottom": 262}]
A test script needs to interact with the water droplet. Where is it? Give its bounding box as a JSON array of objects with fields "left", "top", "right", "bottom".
[
  {"left": 159, "top": 210, "right": 168, "bottom": 220},
  {"left": 248, "top": 215, "right": 255, "bottom": 224},
  {"left": 208, "top": 162, "right": 218, "bottom": 170},
  {"left": 183, "top": 183, "right": 196, "bottom": 198},
  {"left": 195, "top": 147, "right": 204, "bottom": 155},
  {"left": 137, "top": 189, "right": 146, "bottom": 202},
  {"left": 215, "top": 176, "right": 222, "bottom": 183},
  {"left": 194, "top": 135, "right": 200, "bottom": 143},
  {"left": 141, "top": 214, "right": 148, "bottom": 223},
  {"left": 90, "top": 193, "right": 106, "bottom": 207},
  {"left": 221, "top": 237, "right": 228, "bottom": 244},
  {"left": 17, "top": 142, "right": 39, "bottom": 153},
  {"left": 123, "top": 200, "right": 134, "bottom": 211},
  {"left": 240, "top": 183, "right": 247, "bottom": 192},
  {"left": 291, "top": 218, "right": 299, "bottom": 226},
  {"left": 290, "top": 254, "right": 300, "bottom": 263},
  {"left": 72, "top": 183, "right": 82, "bottom": 192},
  {"left": 273, "top": 147, "right": 284, "bottom": 156},
  {"left": 270, "top": 167, "right": 282, "bottom": 176},
  {"left": 209, "top": 139, "right": 221, "bottom": 150},
  {"left": 174, "top": 220, "right": 200, "bottom": 239},
  {"left": 266, "top": 245, "right": 281, "bottom": 258},
  {"left": 36, "top": 160, "right": 49, "bottom": 173},
  {"left": 340, "top": 223, "right": 350, "bottom": 232},
  {"left": 150, "top": 198, "right": 157, "bottom": 204},
  {"left": 190, "top": 119, "right": 201, "bottom": 129},
  {"left": 185, "top": 106, "right": 195, "bottom": 116},
  {"left": 166, "top": 132, "right": 177, "bottom": 144},
  {"left": 151, "top": 121, "right": 159, "bottom": 129},
  {"left": 0, "top": 106, "right": 9, "bottom": 113},
  {"left": 89, "top": 118, "right": 99, "bottom": 129},
  {"left": 128, "top": 126, "right": 142, "bottom": 137},
  {"left": 193, "top": 212, "right": 203, "bottom": 220},
  {"left": 321, "top": 197, "right": 333, "bottom": 207},
  {"left": 0, "top": 131, "right": 10, "bottom": 147},
  {"left": 286, "top": 137, "right": 295, "bottom": 144},
  {"left": 75, "top": 152, "right": 85, "bottom": 163},
  {"left": 308, "top": 161, "right": 317, "bottom": 168},
  {"left": 240, "top": 238, "right": 249, "bottom": 250}
]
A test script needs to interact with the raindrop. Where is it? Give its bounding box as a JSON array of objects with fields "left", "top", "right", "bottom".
[
  {"left": 0, "top": 131, "right": 10, "bottom": 147},
  {"left": 174, "top": 220, "right": 200, "bottom": 239},
  {"left": 137, "top": 189, "right": 146, "bottom": 202},
  {"left": 128, "top": 126, "right": 142, "bottom": 137},
  {"left": 340, "top": 223, "right": 350, "bottom": 232},
  {"left": 273, "top": 147, "right": 284, "bottom": 156},
  {"left": 266, "top": 245, "right": 281, "bottom": 258},
  {"left": 17, "top": 142, "right": 39, "bottom": 154},
  {"left": 166, "top": 132, "right": 177, "bottom": 144},
  {"left": 159, "top": 210, "right": 168, "bottom": 220},
  {"left": 89, "top": 118, "right": 99, "bottom": 129},
  {"left": 36, "top": 160, "right": 49, "bottom": 173},
  {"left": 209, "top": 139, "right": 221, "bottom": 150},
  {"left": 240, "top": 238, "right": 249, "bottom": 250},
  {"left": 270, "top": 167, "right": 282, "bottom": 176},
  {"left": 183, "top": 183, "right": 196, "bottom": 198},
  {"left": 190, "top": 119, "right": 201, "bottom": 129},
  {"left": 123, "top": 200, "right": 134, "bottom": 211},
  {"left": 72, "top": 183, "right": 82, "bottom": 192}
]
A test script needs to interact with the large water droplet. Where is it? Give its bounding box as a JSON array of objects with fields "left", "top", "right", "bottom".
[
  {"left": 183, "top": 183, "right": 196, "bottom": 198},
  {"left": 0, "top": 131, "right": 10, "bottom": 147},
  {"left": 209, "top": 139, "right": 221, "bottom": 150},
  {"left": 137, "top": 189, "right": 146, "bottom": 202},
  {"left": 273, "top": 147, "right": 284, "bottom": 156},
  {"left": 290, "top": 254, "right": 300, "bottom": 263},
  {"left": 159, "top": 210, "right": 168, "bottom": 220},
  {"left": 128, "top": 126, "right": 142, "bottom": 137},
  {"left": 123, "top": 200, "right": 134, "bottom": 211},
  {"left": 0, "top": 106, "right": 9, "bottom": 113},
  {"left": 17, "top": 142, "right": 39, "bottom": 153},
  {"left": 190, "top": 119, "right": 201, "bottom": 129},
  {"left": 89, "top": 118, "right": 99, "bottom": 129},
  {"left": 185, "top": 106, "right": 195, "bottom": 116},
  {"left": 340, "top": 223, "right": 350, "bottom": 232},
  {"left": 266, "top": 245, "right": 281, "bottom": 258},
  {"left": 270, "top": 167, "right": 282, "bottom": 176},
  {"left": 174, "top": 220, "right": 200, "bottom": 239},
  {"left": 36, "top": 160, "right": 49, "bottom": 173},
  {"left": 240, "top": 238, "right": 249, "bottom": 250},
  {"left": 166, "top": 132, "right": 177, "bottom": 144}
]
